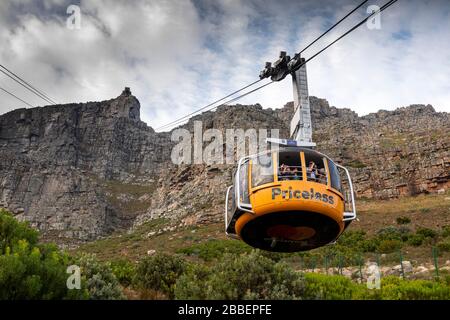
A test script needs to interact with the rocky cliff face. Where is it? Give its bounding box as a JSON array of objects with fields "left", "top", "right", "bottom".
[
  {"left": 0, "top": 89, "right": 448, "bottom": 243},
  {"left": 0, "top": 88, "right": 172, "bottom": 242},
  {"left": 309, "top": 98, "right": 450, "bottom": 199}
]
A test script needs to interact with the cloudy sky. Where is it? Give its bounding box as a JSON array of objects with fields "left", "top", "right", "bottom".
[{"left": 0, "top": 0, "right": 449, "bottom": 131}]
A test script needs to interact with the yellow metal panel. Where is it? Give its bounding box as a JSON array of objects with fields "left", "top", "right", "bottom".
[
  {"left": 237, "top": 179, "right": 345, "bottom": 238},
  {"left": 300, "top": 151, "right": 307, "bottom": 181},
  {"left": 273, "top": 152, "right": 278, "bottom": 183}
]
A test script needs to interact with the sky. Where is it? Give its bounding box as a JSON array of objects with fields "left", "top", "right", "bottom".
[{"left": 0, "top": 0, "right": 449, "bottom": 131}]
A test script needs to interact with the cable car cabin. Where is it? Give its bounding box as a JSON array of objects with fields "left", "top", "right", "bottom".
[{"left": 225, "top": 147, "right": 356, "bottom": 252}]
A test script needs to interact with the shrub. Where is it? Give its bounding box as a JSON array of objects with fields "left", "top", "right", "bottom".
[
  {"left": 0, "top": 209, "right": 38, "bottom": 254},
  {"left": 398, "top": 226, "right": 412, "bottom": 242},
  {"left": 327, "top": 230, "right": 377, "bottom": 254},
  {"left": 77, "top": 254, "right": 125, "bottom": 300},
  {"left": 110, "top": 259, "right": 136, "bottom": 287},
  {"left": 441, "top": 226, "right": 450, "bottom": 238},
  {"left": 0, "top": 240, "right": 88, "bottom": 300},
  {"left": 174, "top": 251, "right": 450, "bottom": 300},
  {"left": 175, "top": 250, "right": 304, "bottom": 300},
  {"left": 177, "top": 239, "right": 251, "bottom": 261},
  {"left": 303, "top": 273, "right": 363, "bottom": 300},
  {"left": 376, "top": 227, "right": 403, "bottom": 241},
  {"left": 0, "top": 210, "right": 87, "bottom": 300},
  {"left": 416, "top": 227, "right": 437, "bottom": 239},
  {"left": 396, "top": 216, "right": 411, "bottom": 225},
  {"left": 357, "top": 240, "right": 379, "bottom": 253},
  {"left": 337, "top": 230, "right": 367, "bottom": 247},
  {"left": 173, "top": 264, "right": 211, "bottom": 300},
  {"left": 134, "top": 253, "right": 186, "bottom": 299},
  {"left": 407, "top": 234, "right": 425, "bottom": 247},
  {"left": 377, "top": 239, "right": 402, "bottom": 253},
  {"left": 373, "top": 276, "right": 450, "bottom": 300},
  {"left": 437, "top": 239, "right": 450, "bottom": 252}
]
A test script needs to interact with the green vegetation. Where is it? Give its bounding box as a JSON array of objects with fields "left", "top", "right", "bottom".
[
  {"left": 3, "top": 191, "right": 450, "bottom": 300},
  {"left": 303, "top": 273, "right": 362, "bottom": 300},
  {"left": 416, "top": 227, "right": 438, "bottom": 239},
  {"left": 176, "top": 239, "right": 251, "bottom": 261},
  {"left": 178, "top": 252, "right": 450, "bottom": 300},
  {"left": 0, "top": 209, "right": 124, "bottom": 300},
  {"left": 396, "top": 216, "right": 411, "bottom": 225},
  {"left": 363, "top": 276, "right": 450, "bottom": 300},
  {"left": 377, "top": 239, "right": 402, "bottom": 253},
  {"left": 111, "top": 259, "right": 136, "bottom": 287},
  {"left": 76, "top": 254, "right": 125, "bottom": 300},
  {"left": 78, "top": 218, "right": 171, "bottom": 260},
  {"left": 134, "top": 253, "right": 187, "bottom": 299},
  {"left": 408, "top": 234, "right": 425, "bottom": 247},
  {"left": 175, "top": 251, "right": 304, "bottom": 300},
  {"left": 77, "top": 193, "right": 450, "bottom": 266},
  {"left": 0, "top": 209, "right": 83, "bottom": 299},
  {"left": 442, "top": 226, "right": 450, "bottom": 238},
  {"left": 437, "top": 239, "right": 450, "bottom": 252}
]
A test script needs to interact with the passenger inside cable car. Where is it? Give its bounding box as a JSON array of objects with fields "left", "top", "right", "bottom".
[
  {"left": 278, "top": 151, "right": 302, "bottom": 181},
  {"left": 304, "top": 152, "right": 327, "bottom": 184}
]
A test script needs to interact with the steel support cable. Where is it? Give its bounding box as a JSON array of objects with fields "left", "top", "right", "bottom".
[
  {"left": 0, "top": 64, "right": 57, "bottom": 105},
  {"left": 156, "top": 0, "right": 371, "bottom": 131},
  {"left": 299, "top": 0, "right": 369, "bottom": 54},
  {"left": 197, "top": 81, "right": 275, "bottom": 114},
  {"left": 158, "top": 81, "right": 275, "bottom": 130},
  {"left": 0, "top": 69, "right": 54, "bottom": 105},
  {"left": 156, "top": 0, "right": 399, "bottom": 131},
  {"left": 0, "top": 85, "right": 34, "bottom": 108},
  {"left": 298, "top": 0, "right": 399, "bottom": 68},
  {"left": 156, "top": 78, "right": 264, "bottom": 130}
]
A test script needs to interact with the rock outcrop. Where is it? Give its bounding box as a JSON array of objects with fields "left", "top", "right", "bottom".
[
  {"left": 0, "top": 89, "right": 448, "bottom": 242},
  {"left": 0, "top": 89, "right": 171, "bottom": 242}
]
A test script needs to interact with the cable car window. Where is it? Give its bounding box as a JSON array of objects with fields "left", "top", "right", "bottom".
[
  {"left": 328, "top": 160, "right": 342, "bottom": 193},
  {"left": 251, "top": 153, "right": 274, "bottom": 188},
  {"left": 226, "top": 186, "right": 236, "bottom": 230},
  {"left": 304, "top": 151, "right": 327, "bottom": 185},
  {"left": 239, "top": 161, "right": 250, "bottom": 204},
  {"left": 278, "top": 151, "right": 302, "bottom": 181}
]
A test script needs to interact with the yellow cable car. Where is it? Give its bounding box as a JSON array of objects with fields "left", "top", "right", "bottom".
[
  {"left": 225, "top": 147, "right": 356, "bottom": 252},
  {"left": 224, "top": 51, "right": 357, "bottom": 252}
]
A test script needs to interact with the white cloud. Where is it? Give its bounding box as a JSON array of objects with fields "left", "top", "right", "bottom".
[{"left": 0, "top": 0, "right": 449, "bottom": 131}]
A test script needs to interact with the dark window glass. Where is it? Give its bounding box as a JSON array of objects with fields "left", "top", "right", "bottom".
[
  {"left": 278, "top": 151, "right": 303, "bottom": 181},
  {"left": 328, "top": 160, "right": 342, "bottom": 193}
]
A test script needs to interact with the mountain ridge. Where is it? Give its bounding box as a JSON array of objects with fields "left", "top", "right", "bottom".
[{"left": 0, "top": 89, "right": 448, "bottom": 243}]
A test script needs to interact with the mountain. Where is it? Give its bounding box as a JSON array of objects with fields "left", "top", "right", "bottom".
[{"left": 0, "top": 88, "right": 448, "bottom": 244}]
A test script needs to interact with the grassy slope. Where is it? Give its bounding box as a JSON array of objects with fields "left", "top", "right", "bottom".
[
  {"left": 353, "top": 193, "right": 450, "bottom": 264},
  {"left": 76, "top": 192, "right": 450, "bottom": 269}
]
